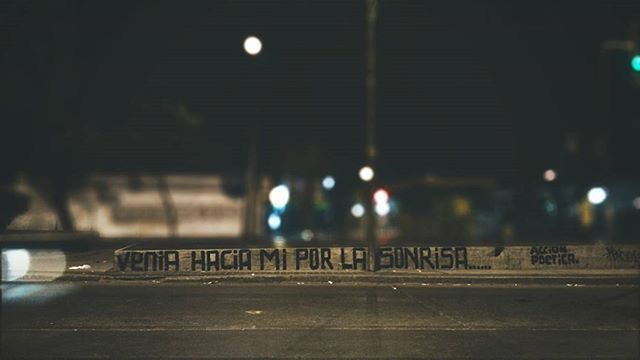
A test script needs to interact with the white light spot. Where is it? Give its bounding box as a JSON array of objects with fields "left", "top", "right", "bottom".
[
  {"left": 633, "top": 197, "right": 640, "bottom": 210},
  {"left": 543, "top": 169, "right": 557, "bottom": 182},
  {"left": 243, "top": 36, "right": 262, "bottom": 55},
  {"left": 269, "top": 185, "right": 290, "bottom": 209},
  {"left": 68, "top": 264, "right": 91, "bottom": 270},
  {"left": 375, "top": 201, "right": 390, "bottom": 216},
  {"left": 359, "top": 166, "right": 374, "bottom": 182},
  {"left": 245, "top": 310, "right": 264, "bottom": 315},
  {"left": 351, "top": 203, "right": 365, "bottom": 218},
  {"left": 322, "top": 176, "right": 335, "bottom": 190},
  {"left": 267, "top": 213, "right": 282, "bottom": 230},
  {"left": 587, "top": 187, "right": 607, "bottom": 205},
  {"left": 2, "top": 249, "right": 30, "bottom": 281},
  {"left": 301, "top": 229, "right": 314, "bottom": 242}
]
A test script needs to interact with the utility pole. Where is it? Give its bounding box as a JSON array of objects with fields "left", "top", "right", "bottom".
[
  {"left": 365, "top": 0, "right": 378, "bottom": 271},
  {"left": 242, "top": 36, "right": 263, "bottom": 241},
  {"left": 244, "top": 119, "right": 258, "bottom": 240}
]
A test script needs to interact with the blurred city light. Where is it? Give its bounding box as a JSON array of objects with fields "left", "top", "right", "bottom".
[
  {"left": 243, "top": 36, "right": 262, "bottom": 55},
  {"left": 267, "top": 213, "right": 282, "bottom": 230},
  {"left": 301, "top": 229, "right": 314, "bottom": 241},
  {"left": 351, "top": 203, "right": 365, "bottom": 218},
  {"left": 2, "top": 249, "right": 30, "bottom": 281},
  {"left": 544, "top": 200, "right": 557, "bottom": 214},
  {"left": 359, "top": 166, "right": 374, "bottom": 182},
  {"left": 375, "top": 201, "right": 390, "bottom": 216},
  {"left": 269, "top": 185, "right": 290, "bottom": 209},
  {"left": 322, "top": 176, "right": 335, "bottom": 190},
  {"left": 543, "top": 169, "right": 557, "bottom": 182},
  {"left": 452, "top": 197, "right": 471, "bottom": 216},
  {"left": 633, "top": 197, "right": 640, "bottom": 210},
  {"left": 373, "top": 188, "right": 389, "bottom": 203},
  {"left": 631, "top": 54, "right": 640, "bottom": 72},
  {"left": 272, "top": 236, "right": 286, "bottom": 247},
  {"left": 587, "top": 187, "right": 607, "bottom": 205}
]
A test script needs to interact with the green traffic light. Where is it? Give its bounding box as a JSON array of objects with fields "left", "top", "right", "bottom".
[{"left": 632, "top": 55, "right": 640, "bottom": 72}]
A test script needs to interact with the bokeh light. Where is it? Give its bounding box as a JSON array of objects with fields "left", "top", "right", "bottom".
[
  {"left": 359, "top": 166, "right": 374, "bottom": 182},
  {"left": 374, "top": 201, "right": 390, "bottom": 216},
  {"left": 587, "top": 187, "right": 607, "bottom": 205},
  {"left": 351, "top": 203, "right": 365, "bottom": 218},
  {"left": 631, "top": 54, "right": 640, "bottom": 72},
  {"left": 373, "top": 188, "right": 389, "bottom": 203},
  {"left": 244, "top": 36, "right": 262, "bottom": 55},
  {"left": 267, "top": 213, "right": 282, "bottom": 230},
  {"left": 269, "top": 185, "right": 290, "bottom": 209},
  {"left": 301, "top": 229, "right": 314, "bottom": 241},
  {"left": 543, "top": 169, "right": 557, "bottom": 182},
  {"left": 322, "top": 176, "right": 335, "bottom": 190},
  {"left": 272, "top": 235, "right": 286, "bottom": 247}
]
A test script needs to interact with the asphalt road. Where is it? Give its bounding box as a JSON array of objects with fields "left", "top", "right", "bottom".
[{"left": 2, "top": 282, "right": 639, "bottom": 359}]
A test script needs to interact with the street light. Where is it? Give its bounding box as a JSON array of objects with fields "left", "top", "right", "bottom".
[
  {"left": 243, "top": 35, "right": 262, "bottom": 238},
  {"left": 244, "top": 36, "right": 262, "bottom": 55}
]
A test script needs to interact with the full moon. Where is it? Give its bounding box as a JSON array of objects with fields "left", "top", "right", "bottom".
[{"left": 244, "top": 36, "right": 262, "bottom": 55}]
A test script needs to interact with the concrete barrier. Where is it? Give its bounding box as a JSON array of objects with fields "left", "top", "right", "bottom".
[{"left": 114, "top": 244, "right": 640, "bottom": 273}]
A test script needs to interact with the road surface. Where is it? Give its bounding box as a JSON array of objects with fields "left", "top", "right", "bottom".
[{"left": 2, "top": 282, "right": 639, "bottom": 358}]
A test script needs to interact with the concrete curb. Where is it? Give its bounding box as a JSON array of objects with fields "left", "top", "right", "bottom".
[{"left": 114, "top": 245, "right": 640, "bottom": 273}]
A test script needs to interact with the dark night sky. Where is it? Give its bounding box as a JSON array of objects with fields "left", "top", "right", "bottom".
[{"left": 1, "top": 0, "right": 639, "bottom": 186}]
